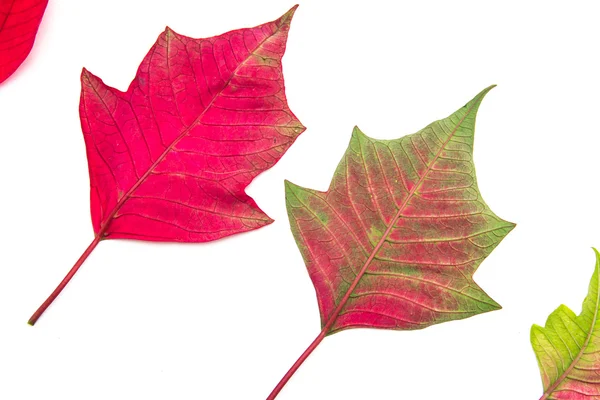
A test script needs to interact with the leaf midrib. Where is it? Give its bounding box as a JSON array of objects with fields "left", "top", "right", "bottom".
[
  {"left": 88, "top": 17, "right": 289, "bottom": 238},
  {"left": 321, "top": 91, "right": 489, "bottom": 334},
  {"left": 540, "top": 263, "right": 600, "bottom": 400}
]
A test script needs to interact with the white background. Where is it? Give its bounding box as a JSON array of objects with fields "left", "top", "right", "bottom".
[{"left": 1, "top": 1, "right": 600, "bottom": 399}]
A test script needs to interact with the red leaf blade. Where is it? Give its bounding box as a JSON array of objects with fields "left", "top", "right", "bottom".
[
  {"left": 81, "top": 5, "right": 304, "bottom": 242},
  {"left": 29, "top": 6, "right": 304, "bottom": 325},
  {"left": 0, "top": 0, "right": 47, "bottom": 83}
]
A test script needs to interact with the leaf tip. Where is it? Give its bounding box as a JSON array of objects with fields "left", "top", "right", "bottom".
[
  {"left": 530, "top": 323, "right": 543, "bottom": 338},
  {"left": 556, "top": 304, "right": 573, "bottom": 315},
  {"left": 457, "top": 84, "right": 497, "bottom": 122},
  {"left": 80, "top": 68, "right": 95, "bottom": 87},
  {"left": 351, "top": 125, "right": 367, "bottom": 139},
  {"left": 592, "top": 247, "right": 600, "bottom": 260},
  {"left": 164, "top": 26, "right": 177, "bottom": 38},
  {"left": 284, "top": 179, "right": 298, "bottom": 192},
  {"left": 486, "top": 298, "right": 502, "bottom": 312},
  {"left": 472, "top": 84, "right": 496, "bottom": 104},
  {"left": 278, "top": 4, "right": 299, "bottom": 26},
  {"left": 284, "top": 179, "right": 308, "bottom": 202},
  {"left": 80, "top": 67, "right": 100, "bottom": 87}
]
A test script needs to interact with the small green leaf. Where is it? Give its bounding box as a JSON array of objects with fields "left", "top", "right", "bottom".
[{"left": 531, "top": 248, "right": 600, "bottom": 399}]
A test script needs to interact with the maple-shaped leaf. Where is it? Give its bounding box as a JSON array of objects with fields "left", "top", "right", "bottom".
[
  {"left": 267, "top": 86, "right": 514, "bottom": 399},
  {"left": 29, "top": 5, "right": 304, "bottom": 325},
  {"left": 531, "top": 249, "right": 600, "bottom": 400},
  {"left": 0, "top": 0, "right": 48, "bottom": 84}
]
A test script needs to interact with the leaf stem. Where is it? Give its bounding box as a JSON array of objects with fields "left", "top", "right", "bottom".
[
  {"left": 266, "top": 330, "right": 326, "bottom": 400},
  {"left": 28, "top": 236, "right": 101, "bottom": 325}
]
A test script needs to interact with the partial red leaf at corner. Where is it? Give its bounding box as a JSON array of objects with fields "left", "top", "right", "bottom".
[
  {"left": 28, "top": 5, "right": 304, "bottom": 325},
  {"left": 0, "top": 0, "right": 48, "bottom": 84}
]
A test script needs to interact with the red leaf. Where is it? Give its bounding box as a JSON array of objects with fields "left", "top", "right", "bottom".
[
  {"left": 29, "top": 5, "right": 304, "bottom": 325},
  {"left": 267, "top": 87, "right": 514, "bottom": 398},
  {"left": 0, "top": 0, "right": 48, "bottom": 84}
]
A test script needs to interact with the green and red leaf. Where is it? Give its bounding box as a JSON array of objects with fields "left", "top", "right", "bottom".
[
  {"left": 268, "top": 86, "right": 515, "bottom": 399},
  {"left": 286, "top": 86, "right": 514, "bottom": 334}
]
